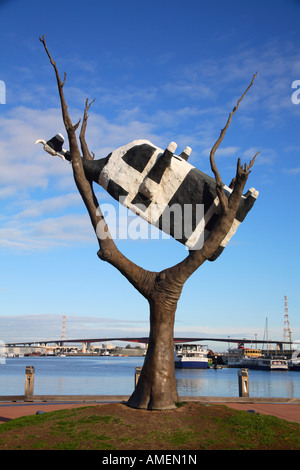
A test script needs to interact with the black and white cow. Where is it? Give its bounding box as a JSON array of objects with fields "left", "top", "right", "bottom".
[{"left": 36, "top": 134, "right": 258, "bottom": 260}]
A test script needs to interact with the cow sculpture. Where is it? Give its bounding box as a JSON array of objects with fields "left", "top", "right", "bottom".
[{"left": 36, "top": 134, "right": 258, "bottom": 260}]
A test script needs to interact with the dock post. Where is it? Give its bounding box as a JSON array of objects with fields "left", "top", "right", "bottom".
[
  {"left": 135, "top": 367, "right": 142, "bottom": 387},
  {"left": 25, "top": 366, "right": 35, "bottom": 398},
  {"left": 238, "top": 368, "right": 249, "bottom": 397},
  {"left": 0, "top": 340, "right": 5, "bottom": 365}
]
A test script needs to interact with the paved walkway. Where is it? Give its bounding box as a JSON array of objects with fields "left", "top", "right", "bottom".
[
  {"left": 222, "top": 403, "right": 300, "bottom": 424},
  {"left": 0, "top": 402, "right": 100, "bottom": 423},
  {"left": 0, "top": 400, "right": 300, "bottom": 424}
]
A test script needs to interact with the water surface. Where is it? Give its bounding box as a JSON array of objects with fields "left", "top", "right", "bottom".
[{"left": 0, "top": 356, "right": 299, "bottom": 398}]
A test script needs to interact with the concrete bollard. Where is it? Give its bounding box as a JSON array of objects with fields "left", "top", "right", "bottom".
[
  {"left": 238, "top": 368, "right": 249, "bottom": 397},
  {"left": 25, "top": 366, "right": 35, "bottom": 398},
  {"left": 135, "top": 366, "right": 142, "bottom": 387}
]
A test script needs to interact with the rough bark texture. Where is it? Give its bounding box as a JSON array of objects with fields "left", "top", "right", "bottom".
[{"left": 40, "top": 35, "right": 258, "bottom": 410}]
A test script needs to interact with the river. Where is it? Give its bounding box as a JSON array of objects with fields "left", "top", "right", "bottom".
[{"left": 1, "top": 356, "right": 300, "bottom": 398}]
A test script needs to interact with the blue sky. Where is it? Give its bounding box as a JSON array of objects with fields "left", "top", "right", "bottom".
[{"left": 0, "top": 0, "right": 299, "bottom": 351}]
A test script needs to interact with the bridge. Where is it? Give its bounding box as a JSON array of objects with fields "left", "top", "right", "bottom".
[{"left": 5, "top": 336, "right": 295, "bottom": 352}]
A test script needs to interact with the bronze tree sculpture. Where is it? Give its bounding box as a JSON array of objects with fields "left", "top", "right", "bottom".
[{"left": 39, "top": 35, "right": 259, "bottom": 410}]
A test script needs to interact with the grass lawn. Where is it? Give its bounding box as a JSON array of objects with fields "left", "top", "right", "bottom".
[{"left": 0, "top": 402, "right": 299, "bottom": 450}]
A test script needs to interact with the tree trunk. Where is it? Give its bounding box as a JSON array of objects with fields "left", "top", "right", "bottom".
[
  {"left": 127, "top": 272, "right": 183, "bottom": 410},
  {"left": 127, "top": 296, "right": 179, "bottom": 410}
]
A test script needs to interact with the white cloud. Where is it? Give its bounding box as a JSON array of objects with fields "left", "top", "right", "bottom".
[
  {"left": 0, "top": 106, "right": 69, "bottom": 193},
  {"left": 171, "top": 40, "right": 300, "bottom": 127},
  {"left": 0, "top": 314, "right": 149, "bottom": 343},
  {"left": 284, "top": 167, "right": 300, "bottom": 175},
  {"left": 0, "top": 186, "right": 17, "bottom": 199},
  {"left": 201, "top": 146, "right": 240, "bottom": 158},
  {"left": 14, "top": 193, "right": 82, "bottom": 219},
  {"left": 0, "top": 212, "right": 96, "bottom": 251},
  {"left": 163, "top": 81, "right": 214, "bottom": 100}
]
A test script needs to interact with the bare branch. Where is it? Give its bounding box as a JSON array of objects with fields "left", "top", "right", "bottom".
[
  {"left": 39, "top": 35, "right": 74, "bottom": 134},
  {"left": 79, "top": 98, "right": 95, "bottom": 161},
  {"left": 209, "top": 73, "right": 257, "bottom": 213},
  {"left": 244, "top": 150, "right": 260, "bottom": 173},
  {"left": 74, "top": 119, "right": 81, "bottom": 131},
  {"left": 62, "top": 72, "right": 67, "bottom": 87},
  {"left": 86, "top": 97, "right": 95, "bottom": 110},
  {"left": 228, "top": 150, "right": 260, "bottom": 210}
]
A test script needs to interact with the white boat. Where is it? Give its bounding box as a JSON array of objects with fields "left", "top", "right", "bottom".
[
  {"left": 174, "top": 343, "right": 208, "bottom": 369},
  {"left": 223, "top": 345, "right": 262, "bottom": 367},
  {"left": 241, "top": 356, "right": 288, "bottom": 370},
  {"left": 224, "top": 345, "right": 288, "bottom": 370}
]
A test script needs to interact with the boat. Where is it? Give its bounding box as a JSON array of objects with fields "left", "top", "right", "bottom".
[
  {"left": 174, "top": 343, "right": 208, "bottom": 369},
  {"left": 223, "top": 318, "right": 290, "bottom": 371},
  {"left": 223, "top": 343, "right": 288, "bottom": 370},
  {"left": 223, "top": 344, "right": 262, "bottom": 367},
  {"left": 100, "top": 350, "right": 110, "bottom": 356},
  {"left": 246, "top": 357, "right": 288, "bottom": 371}
]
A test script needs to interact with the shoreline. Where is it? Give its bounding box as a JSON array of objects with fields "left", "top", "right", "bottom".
[{"left": 1, "top": 397, "right": 300, "bottom": 425}]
